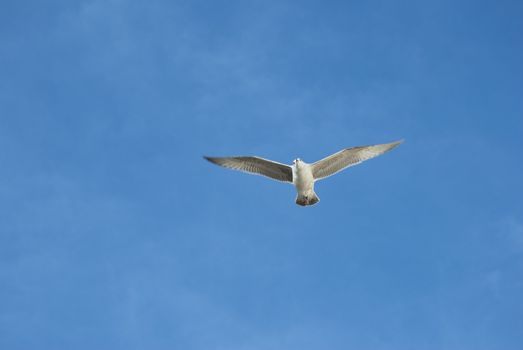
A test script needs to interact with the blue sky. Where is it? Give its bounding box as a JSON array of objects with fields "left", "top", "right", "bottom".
[{"left": 1, "top": 0, "right": 522, "bottom": 349}]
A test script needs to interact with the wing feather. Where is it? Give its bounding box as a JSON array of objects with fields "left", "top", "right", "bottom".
[
  {"left": 204, "top": 156, "right": 293, "bottom": 183},
  {"left": 312, "top": 140, "right": 403, "bottom": 180}
]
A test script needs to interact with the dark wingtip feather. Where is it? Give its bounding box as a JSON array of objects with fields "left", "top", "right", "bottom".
[
  {"left": 203, "top": 156, "right": 218, "bottom": 165},
  {"left": 391, "top": 139, "right": 404, "bottom": 149}
]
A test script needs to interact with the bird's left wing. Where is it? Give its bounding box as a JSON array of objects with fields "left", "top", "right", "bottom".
[
  {"left": 204, "top": 156, "right": 293, "bottom": 183},
  {"left": 312, "top": 140, "right": 403, "bottom": 180}
]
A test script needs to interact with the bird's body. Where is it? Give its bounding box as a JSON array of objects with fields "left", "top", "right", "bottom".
[
  {"left": 292, "top": 160, "right": 319, "bottom": 206},
  {"left": 204, "top": 140, "right": 402, "bottom": 206}
]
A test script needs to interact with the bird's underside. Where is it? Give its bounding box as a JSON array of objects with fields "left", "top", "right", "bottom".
[{"left": 204, "top": 140, "right": 402, "bottom": 206}]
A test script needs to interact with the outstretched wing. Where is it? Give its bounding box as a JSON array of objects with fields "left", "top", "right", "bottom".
[
  {"left": 312, "top": 140, "right": 403, "bottom": 180},
  {"left": 204, "top": 156, "right": 293, "bottom": 183}
]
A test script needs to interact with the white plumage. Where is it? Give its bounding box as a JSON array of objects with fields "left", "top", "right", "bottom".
[{"left": 205, "top": 140, "right": 402, "bottom": 206}]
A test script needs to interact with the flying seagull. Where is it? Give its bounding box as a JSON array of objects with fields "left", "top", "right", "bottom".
[{"left": 204, "top": 140, "right": 402, "bottom": 206}]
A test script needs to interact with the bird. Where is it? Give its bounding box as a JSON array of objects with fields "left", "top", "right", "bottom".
[{"left": 204, "top": 140, "right": 403, "bottom": 206}]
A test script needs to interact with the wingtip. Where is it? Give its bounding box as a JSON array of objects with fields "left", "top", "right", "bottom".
[
  {"left": 392, "top": 139, "right": 404, "bottom": 147},
  {"left": 204, "top": 156, "right": 224, "bottom": 166},
  {"left": 381, "top": 139, "right": 403, "bottom": 152}
]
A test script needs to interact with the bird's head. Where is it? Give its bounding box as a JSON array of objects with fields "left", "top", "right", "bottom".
[{"left": 293, "top": 158, "right": 301, "bottom": 165}]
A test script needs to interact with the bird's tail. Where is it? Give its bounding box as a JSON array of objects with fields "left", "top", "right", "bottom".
[{"left": 295, "top": 192, "right": 320, "bottom": 206}]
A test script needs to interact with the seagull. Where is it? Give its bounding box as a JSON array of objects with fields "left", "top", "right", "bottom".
[{"left": 204, "top": 140, "right": 402, "bottom": 206}]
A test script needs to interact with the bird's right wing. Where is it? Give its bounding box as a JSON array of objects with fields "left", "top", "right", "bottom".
[
  {"left": 204, "top": 156, "right": 293, "bottom": 183},
  {"left": 312, "top": 140, "right": 403, "bottom": 180}
]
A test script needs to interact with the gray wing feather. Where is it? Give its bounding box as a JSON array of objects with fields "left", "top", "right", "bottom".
[
  {"left": 312, "top": 140, "right": 403, "bottom": 180},
  {"left": 204, "top": 156, "right": 293, "bottom": 183}
]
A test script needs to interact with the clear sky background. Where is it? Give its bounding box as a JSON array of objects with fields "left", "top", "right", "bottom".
[{"left": 1, "top": 0, "right": 522, "bottom": 349}]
